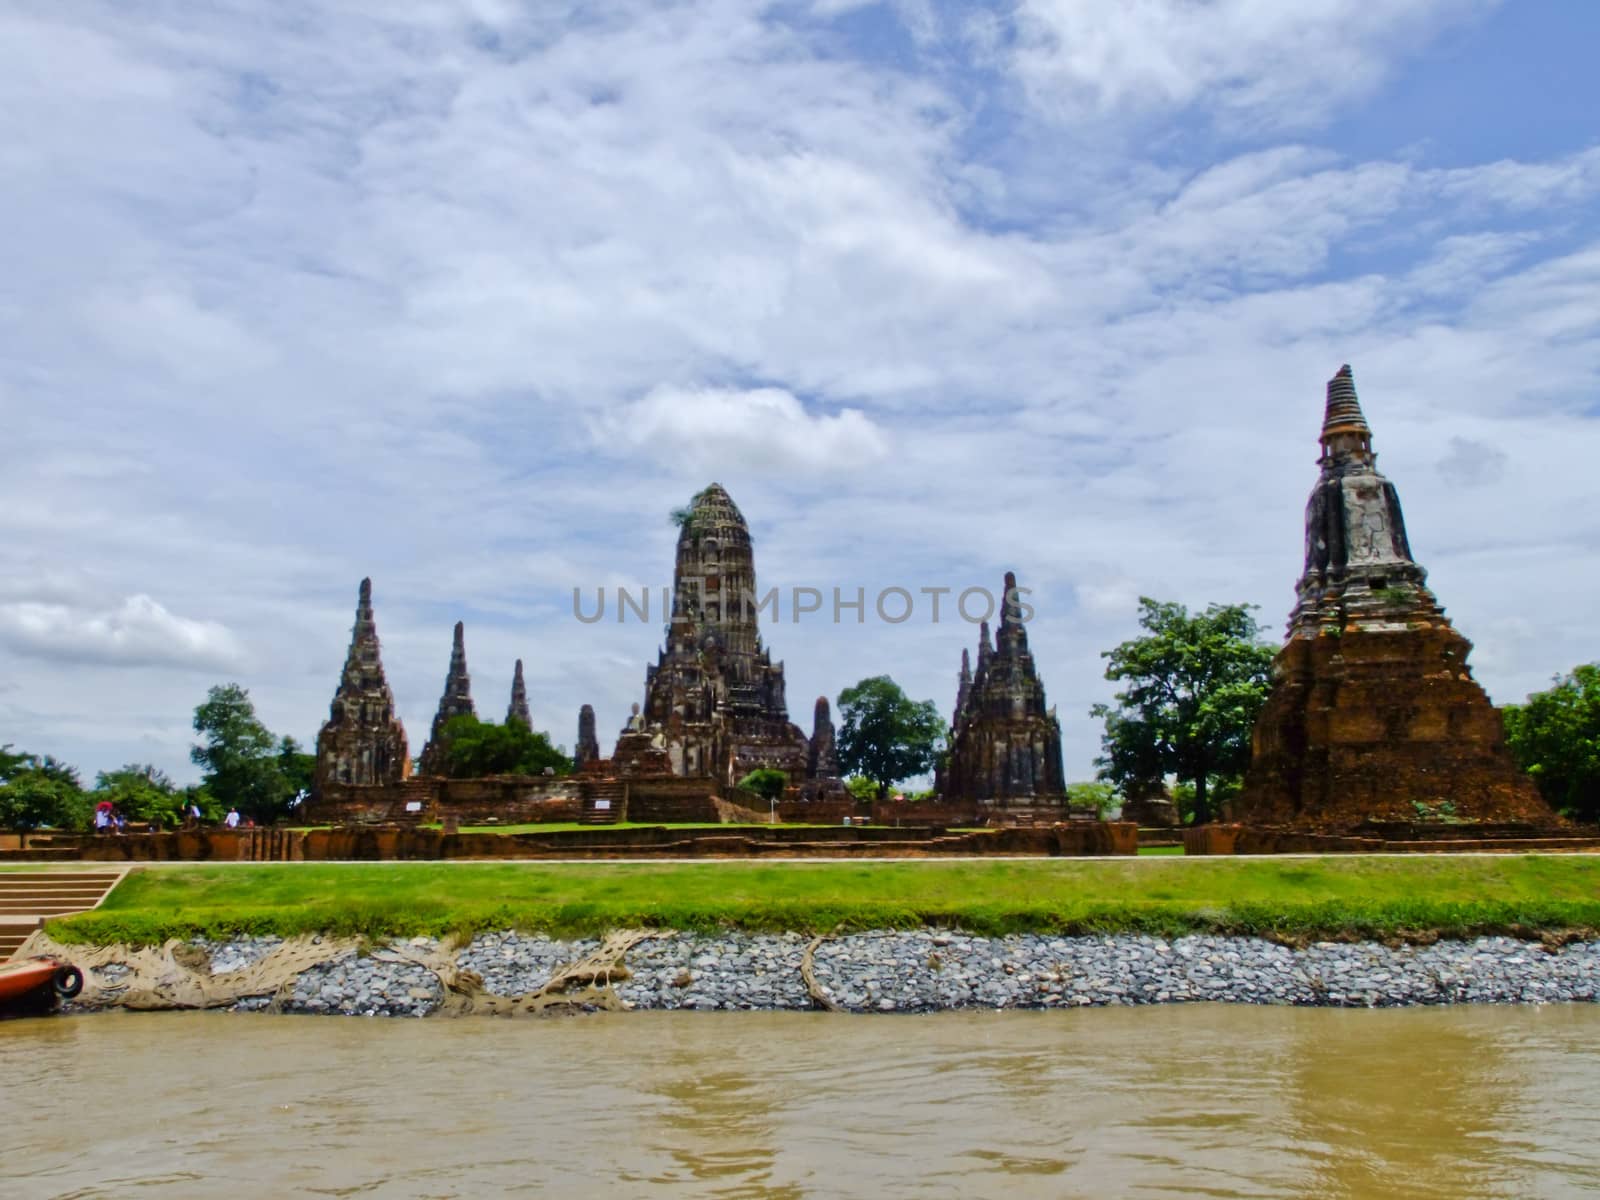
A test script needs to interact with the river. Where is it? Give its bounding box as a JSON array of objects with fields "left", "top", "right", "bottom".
[{"left": 3, "top": 1006, "right": 1599, "bottom": 1198}]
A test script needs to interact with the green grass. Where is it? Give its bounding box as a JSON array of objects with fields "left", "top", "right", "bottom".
[
  {"left": 1138, "top": 845, "right": 1185, "bottom": 856},
  {"left": 42, "top": 855, "right": 1600, "bottom": 945}
]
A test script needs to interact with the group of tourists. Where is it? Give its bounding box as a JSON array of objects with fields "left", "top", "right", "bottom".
[
  {"left": 91, "top": 801, "right": 129, "bottom": 835},
  {"left": 90, "top": 802, "right": 247, "bottom": 834}
]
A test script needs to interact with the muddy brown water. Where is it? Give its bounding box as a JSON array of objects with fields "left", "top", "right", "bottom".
[{"left": 3, "top": 1006, "right": 1599, "bottom": 1198}]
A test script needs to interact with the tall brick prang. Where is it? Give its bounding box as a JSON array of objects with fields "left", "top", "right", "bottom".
[
  {"left": 313, "top": 578, "right": 410, "bottom": 794},
  {"left": 613, "top": 483, "right": 812, "bottom": 787}
]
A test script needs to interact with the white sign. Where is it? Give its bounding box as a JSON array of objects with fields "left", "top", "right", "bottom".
[
  {"left": 595, "top": 799, "right": 612, "bottom": 811},
  {"left": 405, "top": 801, "right": 422, "bottom": 812}
]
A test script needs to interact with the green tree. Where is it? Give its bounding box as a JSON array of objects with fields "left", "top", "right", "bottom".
[
  {"left": 1066, "top": 780, "right": 1117, "bottom": 819},
  {"left": 93, "top": 764, "right": 182, "bottom": 829},
  {"left": 191, "top": 684, "right": 293, "bottom": 824},
  {"left": 437, "top": 714, "right": 572, "bottom": 779},
  {"left": 844, "top": 775, "right": 878, "bottom": 803},
  {"left": 277, "top": 736, "right": 317, "bottom": 798},
  {"left": 181, "top": 784, "right": 221, "bottom": 823},
  {"left": 736, "top": 768, "right": 789, "bottom": 804},
  {"left": 1504, "top": 665, "right": 1600, "bottom": 822},
  {"left": 0, "top": 748, "right": 92, "bottom": 831},
  {"left": 1091, "top": 598, "right": 1275, "bottom": 827},
  {"left": 836, "top": 676, "right": 945, "bottom": 800}
]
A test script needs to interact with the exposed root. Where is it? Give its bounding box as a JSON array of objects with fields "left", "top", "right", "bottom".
[
  {"left": 21, "top": 930, "right": 360, "bottom": 1012},
  {"left": 801, "top": 934, "right": 843, "bottom": 1012},
  {"left": 380, "top": 929, "right": 665, "bottom": 1017}
]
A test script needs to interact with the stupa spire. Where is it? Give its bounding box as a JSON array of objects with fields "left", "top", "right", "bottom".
[
  {"left": 808, "top": 696, "right": 840, "bottom": 780},
  {"left": 575, "top": 704, "right": 600, "bottom": 769},
  {"left": 1320, "top": 364, "right": 1373, "bottom": 459},
  {"left": 996, "top": 570, "right": 1030, "bottom": 655},
  {"left": 418, "top": 621, "right": 476, "bottom": 775},
  {"left": 507, "top": 658, "right": 531, "bottom": 727}
]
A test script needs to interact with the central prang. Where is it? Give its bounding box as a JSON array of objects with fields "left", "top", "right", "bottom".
[{"left": 611, "top": 483, "right": 829, "bottom": 793}]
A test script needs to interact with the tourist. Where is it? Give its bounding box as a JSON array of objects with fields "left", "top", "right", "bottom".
[
  {"left": 187, "top": 801, "right": 202, "bottom": 829},
  {"left": 224, "top": 808, "right": 241, "bottom": 829}
]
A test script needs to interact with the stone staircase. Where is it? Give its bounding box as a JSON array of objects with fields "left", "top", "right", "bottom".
[
  {"left": 0, "top": 869, "right": 127, "bottom": 960},
  {"left": 580, "top": 781, "right": 626, "bottom": 826}
]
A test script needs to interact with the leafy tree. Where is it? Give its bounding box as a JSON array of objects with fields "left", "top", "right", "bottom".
[
  {"left": 0, "top": 744, "right": 27, "bottom": 780},
  {"left": 836, "top": 676, "right": 945, "bottom": 800},
  {"left": 1066, "top": 780, "right": 1117, "bottom": 819},
  {"left": 844, "top": 775, "right": 878, "bottom": 803},
  {"left": 182, "top": 784, "right": 221, "bottom": 823},
  {"left": 93, "top": 764, "right": 182, "bottom": 829},
  {"left": 437, "top": 714, "right": 572, "bottom": 779},
  {"left": 191, "top": 683, "right": 293, "bottom": 824},
  {"left": 1091, "top": 598, "right": 1275, "bottom": 826},
  {"left": 1504, "top": 665, "right": 1600, "bottom": 822},
  {"left": 0, "top": 748, "right": 91, "bottom": 831},
  {"left": 277, "top": 736, "right": 317, "bottom": 799},
  {"left": 736, "top": 768, "right": 789, "bottom": 803}
]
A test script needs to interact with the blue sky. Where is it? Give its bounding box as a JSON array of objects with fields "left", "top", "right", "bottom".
[{"left": 2, "top": 0, "right": 1597, "bottom": 784}]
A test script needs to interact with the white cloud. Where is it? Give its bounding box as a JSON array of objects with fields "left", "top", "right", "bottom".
[
  {"left": 0, "top": 0, "right": 1596, "bottom": 784},
  {"left": 87, "top": 286, "right": 276, "bottom": 382},
  {"left": 1436, "top": 436, "right": 1509, "bottom": 487},
  {"left": 1011, "top": 0, "right": 1497, "bottom": 129},
  {"left": 0, "top": 595, "right": 246, "bottom": 672},
  {"left": 601, "top": 385, "right": 891, "bottom": 472}
]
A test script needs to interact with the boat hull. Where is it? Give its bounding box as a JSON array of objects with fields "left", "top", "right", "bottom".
[{"left": 0, "top": 957, "right": 82, "bottom": 1014}]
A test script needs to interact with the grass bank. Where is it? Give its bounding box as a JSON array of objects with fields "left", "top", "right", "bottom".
[{"left": 43, "top": 856, "right": 1600, "bottom": 945}]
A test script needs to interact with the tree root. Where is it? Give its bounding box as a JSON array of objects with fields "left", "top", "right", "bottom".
[
  {"left": 801, "top": 933, "right": 843, "bottom": 1012},
  {"left": 21, "top": 930, "right": 361, "bottom": 1012},
  {"left": 378, "top": 929, "right": 665, "bottom": 1017},
  {"left": 22, "top": 927, "right": 669, "bottom": 1018}
]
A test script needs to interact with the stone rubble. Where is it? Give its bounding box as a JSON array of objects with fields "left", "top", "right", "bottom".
[{"left": 123, "top": 930, "right": 1600, "bottom": 1018}]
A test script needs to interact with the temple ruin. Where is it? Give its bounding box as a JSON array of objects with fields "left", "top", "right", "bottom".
[
  {"left": 313, "top": 578, "right": 410, "bottom": 791},
  {"left": 611, "top": 483, "right": 822, "bottom": 791},
  {"left": 417, "top": 621, "right": 476, "bottom": 777},
  {"left": 937, "top": 572, "right": 1068, "bottom": 816},
  {"left": 1232, "top": 365, "right": 1555, "bottom": 831}
]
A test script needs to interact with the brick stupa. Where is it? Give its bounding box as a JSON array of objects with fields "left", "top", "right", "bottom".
[
  {"left": 418, "top": 621, "right": 476, "bottom": 776},
  {"left": 937, "top": 572, "right": 1067, "bottom": 814},
  {"left": 313, "top": 578, "right": 410, "bottom": 792},
  {"left": 1233, "top": 366, "right": 1552, "bottom": 831}
]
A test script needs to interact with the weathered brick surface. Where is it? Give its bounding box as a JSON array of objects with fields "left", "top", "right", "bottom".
[
  {"left": 938, "top": 571, "right": 1068, "bottom": 816},
  {"left": 313, "top": 579, "right": 410, "bottom": 794},
  {"left": 1235, "top": 367, "right": 1554, "bottom": 833}
]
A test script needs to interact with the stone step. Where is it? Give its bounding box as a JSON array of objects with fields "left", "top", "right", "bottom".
[
  {"left": 0, "top": 872, "right": 125, "bottom": 956},
  {"left": 0, "top": 919, "right": 43, "bottom": 961}
]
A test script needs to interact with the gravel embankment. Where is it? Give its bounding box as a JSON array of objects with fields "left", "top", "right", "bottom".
[{"left": 72, "top": 930, "right": 1600, "bottom": 1017}]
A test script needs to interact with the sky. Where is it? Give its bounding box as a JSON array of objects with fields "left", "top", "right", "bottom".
[{"left": 3, "top": 0, "right": 1598, "bottom": 785}]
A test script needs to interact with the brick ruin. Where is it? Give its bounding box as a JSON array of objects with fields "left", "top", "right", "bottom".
[
  {"left": 936, "top": 572, "right": 1068, "bottom": 817},
  {"left": 313, "top": 578, "right": 410, "bottom": 791},
  {"left": 609, "top": 483, "right": 838, "bottom": 797},
  {"left": 416, "top": 621, "right": 476, "bottom": 777},
  {"left": 1232, "top": 366, "right": 1555, "bottom": 832}
]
